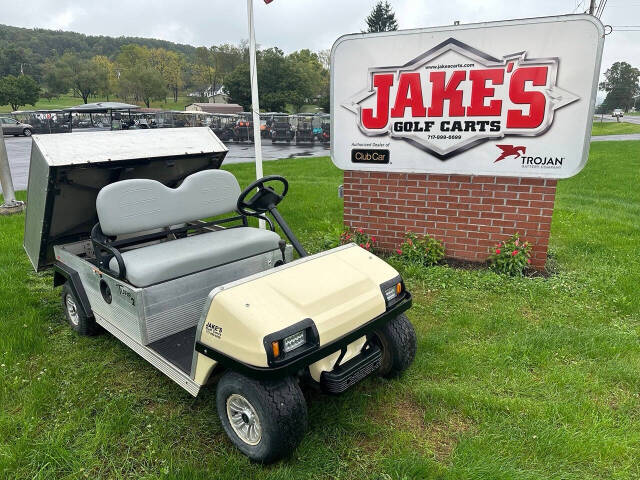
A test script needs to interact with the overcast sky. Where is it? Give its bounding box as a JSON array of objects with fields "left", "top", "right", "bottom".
[{"left": 2, "top": 0, "right": 638, "bottom": 83}]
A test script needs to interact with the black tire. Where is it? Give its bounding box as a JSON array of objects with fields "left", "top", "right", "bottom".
[
  {"left": 23, "top": 129, "right": 32, "bottom": 137},
  {"left": 374, "top": 313, "right": 417, "bottom": 378},
  {"left": 216, "top": 371, "right": 308, "bottom": 463},
  {"left": 61, "top": 283, "right": 100, "bottom": 336}
]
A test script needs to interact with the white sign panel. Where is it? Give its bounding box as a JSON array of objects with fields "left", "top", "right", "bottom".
[{"left": 331, "top": 15, "right": 604, "bottom": 178}]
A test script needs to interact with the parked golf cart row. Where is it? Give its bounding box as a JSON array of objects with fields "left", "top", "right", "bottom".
[
  {"left": 212, "top": 112, "right": 331, "bottom": 145},
  {"left": 4, "top": 108, "right": 332, "bottom": 145}
]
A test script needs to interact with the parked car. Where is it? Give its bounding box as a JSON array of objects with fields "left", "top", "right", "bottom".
[
  {"left": 0, "top": 116, "right": 34, "bottom": 136},
  {"left": 612, "top": 109, "right": 624, "bottom": 118}
]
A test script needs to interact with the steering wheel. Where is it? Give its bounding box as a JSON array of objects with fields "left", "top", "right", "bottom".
[{"left": 237, "top": 175, "right": 289, "bottom": 216}]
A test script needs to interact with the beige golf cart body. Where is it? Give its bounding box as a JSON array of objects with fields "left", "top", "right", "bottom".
[{"left": 23, "top": 127, "right": 411, "bottom": 397}]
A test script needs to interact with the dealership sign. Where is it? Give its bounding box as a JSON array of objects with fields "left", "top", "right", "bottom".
[{"left": 331, "top": 15, "right": 604, "bottom": 178}]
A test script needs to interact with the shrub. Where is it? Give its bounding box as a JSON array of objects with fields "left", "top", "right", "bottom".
[
  {"left": 395, "top": 232, "right": 445, "bottom": 267},
  {"left": 340, "top": 227, "right": 376, "bottom": 252},
  {"left": 489, "top": 233, "right": 532, "bottom": 276}
]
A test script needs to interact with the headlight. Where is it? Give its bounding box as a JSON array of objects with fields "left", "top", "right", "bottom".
[
  {"left": 264, "top": 319, "right": 320, "bottom": 366},
  {"left": 283, "top": 330, "right": 306, "bottom": 353}
]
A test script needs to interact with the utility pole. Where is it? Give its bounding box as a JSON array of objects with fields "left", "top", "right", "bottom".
[
  {"left": 0, "top": 125, "right": 25, "bottom": 215},
  {"left": 247, "top": 0, "right": 265, "bottom": 229},
  {"left": 589, "top": 0, "right": 596, "bottom": 15}
]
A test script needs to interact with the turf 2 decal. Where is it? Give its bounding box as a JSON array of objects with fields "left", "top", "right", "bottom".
[
  {"left": 330, "top": 15, "right": 605, "bottom": 178},
  {"left": 342, "top": 38, "right": 578, "bottom": 160}
]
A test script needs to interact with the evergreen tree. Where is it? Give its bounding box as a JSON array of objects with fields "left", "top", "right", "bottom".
[{"left": 365, "top": 1, "right": 398, "bottom": 33}]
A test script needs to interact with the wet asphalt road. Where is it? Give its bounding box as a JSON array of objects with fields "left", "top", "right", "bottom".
[{"left": 1, "top": 134, "right": 330, "bottom": 193}]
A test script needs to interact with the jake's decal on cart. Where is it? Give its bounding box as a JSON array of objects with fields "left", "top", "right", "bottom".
[{"left": 205, "top": 322, "right": 223, "bottom": 339}]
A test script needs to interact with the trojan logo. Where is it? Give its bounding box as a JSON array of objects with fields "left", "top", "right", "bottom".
[
  {"left": 342, "top": 38, "right": 579, "bottom": 160},
  {"left": 495, "top": 145, "right": 526, "bottom": 162}
]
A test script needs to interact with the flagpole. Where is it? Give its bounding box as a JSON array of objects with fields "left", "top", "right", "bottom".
[{"left": 247, "top": 0, "right": 265, "bottom": 229}]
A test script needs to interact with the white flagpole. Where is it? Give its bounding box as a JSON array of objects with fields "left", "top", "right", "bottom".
[{"left": 247, "top": 0, "right": 265, "bottom": 229}]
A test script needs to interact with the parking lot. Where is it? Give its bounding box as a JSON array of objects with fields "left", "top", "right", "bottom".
[{"left": 1, "top": 134, "right": 330, "bottom": 192}]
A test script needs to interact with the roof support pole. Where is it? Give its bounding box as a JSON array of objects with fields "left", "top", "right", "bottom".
[
  {"left": 247, "top": 0, "right": 265, "bottom": 229},
  {"left": 0, "top": 124, "right": 25, "bottom": 215}
]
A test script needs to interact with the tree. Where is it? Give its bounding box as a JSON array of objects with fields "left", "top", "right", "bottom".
[
  {"left": 46, "top": 52, "right": 104, "bottom": 103},
  {"left": 226, "top": 47, "right": 330, "bottom": 113},
  {"left": 0, "top": 74, "right": 40, "bottom": 111},
  {"left": 599, "top": 61, "right": 640, "bottom": 112},
  {"left": 193, "top": 44, "right": 244, "bottom": 100},
  {"left": 365, "top": 1, "right": 398, "bottom": 33},
  {"left": 149, "top": 48, "right": 184, "bottom": 102},
  {"left": 91, "top": 55, "right": 116, "bottom": 101}
]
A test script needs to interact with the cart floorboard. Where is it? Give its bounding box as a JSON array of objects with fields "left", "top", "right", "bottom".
[{"left": 148, "top": 326, "right": 197, "bottom": 375}]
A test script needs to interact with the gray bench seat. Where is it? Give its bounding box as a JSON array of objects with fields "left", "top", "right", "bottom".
[
  {"left": 95, "top": 169, "right": 283, "bottom": 287},
  {"left": 109, "top": 227, "right": 281, "bottom": 287}
]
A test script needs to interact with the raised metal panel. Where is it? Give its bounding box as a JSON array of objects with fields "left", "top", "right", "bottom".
[{"left": 23, "top": 144, "right": 51, "bottom": 270}]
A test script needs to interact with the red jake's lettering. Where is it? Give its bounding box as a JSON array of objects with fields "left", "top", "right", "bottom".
[
  {"left": 467, "top": 69, "right": 504, "bottom": 117},
  {"left": 361, "top": 73, "right": 393, "bottom": 129},
  {"left": 345, "top": 38, "right": 579, "bottom": 159},
  {"left": 427, "top": 70, "right": 466, "bottom": 117},
  {"left": 506, "top": 66, "right": 548, "bottom": 129},
  {"left": 390, "top": 73, "right": 427, "bottom": 118}
]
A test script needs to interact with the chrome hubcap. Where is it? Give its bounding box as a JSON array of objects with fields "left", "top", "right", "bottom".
[
  {"left": 65, "top": 295, "right": 79, "bottom": 326},
  {"left": 226, "top": 394, "right": 262, "bottom": 445}
]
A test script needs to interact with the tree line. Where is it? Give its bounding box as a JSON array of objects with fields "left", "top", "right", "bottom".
[
  {"left": 0, "top": 41, "right": 329, "bottom": 112},
  {"left": 0, "top": 1, "right": 403, "bottom": 113}
]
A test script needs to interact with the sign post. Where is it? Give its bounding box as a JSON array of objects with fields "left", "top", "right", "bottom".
[
  {"left": 331, "top": 15, "right": 604, "bottom": 268},
  {"left": 0, "top": 125, "right": 25, "bottom": 215}
]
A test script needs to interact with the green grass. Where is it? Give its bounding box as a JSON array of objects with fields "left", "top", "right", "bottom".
[
  {"left": 0, "top": 94, "right": 194, "bottom": 113},
  {"left": 1, "top": 142, "right": 640, "bottom": 479},
  {"left": 591, "top": 121, "right": 640, "bottom": 136}
]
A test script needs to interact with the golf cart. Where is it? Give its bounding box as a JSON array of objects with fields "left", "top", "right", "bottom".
[
  {"left": 209, "top": 113, "right": 237, "bottom": 142},
  {"left": 23, "top": 128, "right": 416, "bottom": 463},
  {"left": 270, "top": 114, "right": 295, "bottom": 144},
  {"left": 317, "top": 113, "right": 331, "bottom": 144},
  {"left": 292, "top": 114, "right": 316, "bottom": 144},
  {"left": 234, "top": 112, "right": 254, "bottom": 142}
]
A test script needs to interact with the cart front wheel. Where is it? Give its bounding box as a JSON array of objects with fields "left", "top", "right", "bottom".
[
  {"left": 373, "top": 313, "right": 417, "bottom": 378},
  {"left": 216, "top": 371, "right": 307, "bottom": 463},
  {"left": 61, "top": 283, "right": 100, "bottom": 336}
]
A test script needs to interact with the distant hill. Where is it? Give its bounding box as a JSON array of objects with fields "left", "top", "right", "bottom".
[{"left": 0, "top": 24, "right": 199, "bottom": 81}]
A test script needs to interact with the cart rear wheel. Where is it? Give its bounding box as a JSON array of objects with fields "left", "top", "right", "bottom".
[
  {"left": 373, "top": 313, "right": 417, "bottom": 378},
  {"left": 216, "top": 371, "right": 307, "bottom": 463},
  {"left": 61, "top": 283, "right": 100, "bottom": 336}
]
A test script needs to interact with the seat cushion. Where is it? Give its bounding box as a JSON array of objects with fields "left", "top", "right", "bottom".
[{"left": 109, "top": 227, "right": 281, "bottom": 287}]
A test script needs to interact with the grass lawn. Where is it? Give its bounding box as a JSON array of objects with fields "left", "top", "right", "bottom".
[
  {"left": 0, "top": 95, "right": 194, "bottom": 113},
  {"left": 591, "top": 121, "right": 640, "bottom": 136},
  {"left": 1, "top": 141, "right": 639, "bottom": 479}
]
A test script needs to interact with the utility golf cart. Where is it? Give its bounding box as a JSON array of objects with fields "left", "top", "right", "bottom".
[{"left": 24, "top": 128, "right": 416, "bottom": 463}]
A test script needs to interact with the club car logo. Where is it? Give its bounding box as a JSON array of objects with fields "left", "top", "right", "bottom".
[{"left": 342, "top": 38, "right": 580, "bottom": 160}]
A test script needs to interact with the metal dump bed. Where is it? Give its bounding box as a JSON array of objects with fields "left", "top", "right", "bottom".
[{"left": 24, "top": 127, "right": 228, "bottom": 271}]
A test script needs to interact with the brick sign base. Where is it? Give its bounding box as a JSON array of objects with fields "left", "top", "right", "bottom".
[{"left": 343, "top": 171, "right": 557, "bottom": 269}]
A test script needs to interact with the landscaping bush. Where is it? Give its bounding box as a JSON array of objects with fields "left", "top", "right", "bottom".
[
  {"left": 395, "top": 232, "right": 445, "bottom": 267},
  {"left": 489, "top": 233, "right": 532, "bottom": 276},
  {"left": 340, "top": 227, "right": 376, "bottom": 252}
]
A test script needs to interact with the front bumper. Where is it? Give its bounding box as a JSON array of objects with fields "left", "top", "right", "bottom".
[{"left": 195, "top": 291, "right": 412, "bottom": 380}]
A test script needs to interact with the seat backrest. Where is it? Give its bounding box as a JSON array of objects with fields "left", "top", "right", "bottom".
[{"left": 96, "top": 169, "right": 241, "bottom": 237}]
